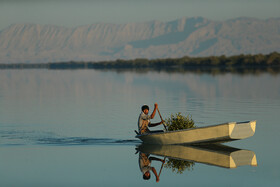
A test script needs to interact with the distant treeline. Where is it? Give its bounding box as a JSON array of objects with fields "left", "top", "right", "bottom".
[{"left": 1, "top": 52, "right": 280, "bottom": 70}]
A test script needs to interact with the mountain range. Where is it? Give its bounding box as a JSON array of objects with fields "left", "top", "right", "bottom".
[{"left": 0, "top": 17, "right": 279, "bottom": 64}]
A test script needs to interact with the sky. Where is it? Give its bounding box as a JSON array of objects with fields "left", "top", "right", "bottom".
[{"left": 0, "top": 0, "right": 280, "bottom": 30}]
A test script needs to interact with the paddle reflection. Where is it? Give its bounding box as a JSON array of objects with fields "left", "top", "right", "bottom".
[{"left": 136, "top": 143, "right": 257, "bottom": 179}]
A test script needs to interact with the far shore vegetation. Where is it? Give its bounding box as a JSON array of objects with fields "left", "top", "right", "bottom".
[{"left": 1, "top": 52, "right": 280, "bottom": 74}]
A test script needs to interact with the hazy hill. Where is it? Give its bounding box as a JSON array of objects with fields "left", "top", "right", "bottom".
[{"left": 0, "top": 17, "right": 279, "bottom": 63}]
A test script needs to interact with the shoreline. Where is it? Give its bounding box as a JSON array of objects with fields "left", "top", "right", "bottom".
[{"left": 0, "top": 52, "right": 279, "bottom": 72}]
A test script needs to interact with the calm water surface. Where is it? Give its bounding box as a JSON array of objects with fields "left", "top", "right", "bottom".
[{"left": 0, "top": 69, "right": 280, "bottom": 186}]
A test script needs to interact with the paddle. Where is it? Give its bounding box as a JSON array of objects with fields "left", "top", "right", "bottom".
[
  {"left": 134, "top": 130, "right": 139, "bottom": 135},
  {"left": 157, "top": 108, "right": 168, "bottom": 131},
  {"left": 158, "top": 157, "right": 166, "bottom": 178}
]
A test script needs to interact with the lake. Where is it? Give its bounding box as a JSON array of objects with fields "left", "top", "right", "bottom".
[{"left": 1, "top": 69, "right": 280, "bottom": 186}]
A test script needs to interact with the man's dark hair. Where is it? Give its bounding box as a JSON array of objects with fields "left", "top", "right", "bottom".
[
  {"left": 141, "top": 105, "right": 149, "bottom": 111},
  {"left": 143, "top": 173, "right": 151, "bottom": 180}
]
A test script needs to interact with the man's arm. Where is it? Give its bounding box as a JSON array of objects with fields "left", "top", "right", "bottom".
[
  {"left": 150, "top": 103, "right": 158, "bottom": 119},
  {"left": 149, "top": 121, "right": 163, "bottom": 127},
  {"left": 151, "top": 167, "right": 160, "bottom": 182},
  {"left": 149, "top": 156, "right": 165, "bottom": 162}
]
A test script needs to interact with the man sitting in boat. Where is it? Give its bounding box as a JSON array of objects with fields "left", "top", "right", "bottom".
[
  {"left": 139, "top": 152, "right": 165, "bottom": 182},
  {"left": 138, "top": 103, "right": 164, "bottom": 134}
]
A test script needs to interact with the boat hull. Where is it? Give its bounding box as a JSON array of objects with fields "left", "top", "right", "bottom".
[{"left": 135, "top": 121, "right": 256, "bottom": 145}]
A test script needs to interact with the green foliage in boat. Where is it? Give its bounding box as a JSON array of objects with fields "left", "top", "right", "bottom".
[
  {"left": 165, "top": 113, "right": 196, "bottom": 131},
  {"left": 164, "top": 158, "right": 195, "bottom": 174}
]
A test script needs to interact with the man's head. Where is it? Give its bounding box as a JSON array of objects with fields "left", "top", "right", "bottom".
[
  {"left": 141, "top": 105, "right": 149, "bottom": 115},
  {"left": 143, "top": 171, "right": 151, "bottom": 180}
]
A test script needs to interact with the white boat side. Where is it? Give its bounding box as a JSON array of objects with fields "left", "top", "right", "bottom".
[{"left": 135, "top": 120, "right": 256, "bottom": 145}]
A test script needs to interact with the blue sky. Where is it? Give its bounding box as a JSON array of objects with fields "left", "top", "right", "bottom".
[{"left": 0, "top": 0, "right": 279, "bottom": 30}]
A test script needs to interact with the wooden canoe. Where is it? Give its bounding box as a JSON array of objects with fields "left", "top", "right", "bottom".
[
  {"left": 135, "top": 121, "right": 256, "bottom": 145},
  {"left": 136, "top": 144, "right": 257, "bottom": 168}
]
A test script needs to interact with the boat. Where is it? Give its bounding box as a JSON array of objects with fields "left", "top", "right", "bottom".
[
  {"left": 135, "top": 120, "right": 256, "bottom": 145},
  {"left": 136, "top": 143, "right": 257, "bottom": 168}
]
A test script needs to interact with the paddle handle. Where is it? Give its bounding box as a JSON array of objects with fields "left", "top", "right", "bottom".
[
  {"left": 157, "top": 108, "right": 168, "bottom": 131},
  {"left": 158, "top": 157, "right": 166, "bottom": 178}
]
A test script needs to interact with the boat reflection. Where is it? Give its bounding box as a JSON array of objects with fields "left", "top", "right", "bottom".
[{"left": 136, "top": 143, "right": 257, "bottom": 175}]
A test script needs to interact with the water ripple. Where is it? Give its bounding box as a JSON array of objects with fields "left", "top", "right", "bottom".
[
  {"left": 37, "top": 137, "right": 140, "bottom": 146},
  {"left": 0, "top": 130, "right": 141, "bottom": 146}
]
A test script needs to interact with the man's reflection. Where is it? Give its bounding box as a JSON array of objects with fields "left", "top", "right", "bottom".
[{"left": 138, "top": 152, "right": 165, "bottom": 182}]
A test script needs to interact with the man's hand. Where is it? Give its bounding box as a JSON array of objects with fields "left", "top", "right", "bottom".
[
  {"left": 151, "top": 103, "right": 158, "bottom": 119},
  {"left": 154, "top": 103, "right": 158, "bottom": 109}
]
